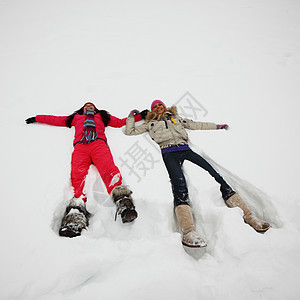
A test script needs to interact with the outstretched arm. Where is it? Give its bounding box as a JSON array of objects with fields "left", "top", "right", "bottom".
[
  {"left": 108, "top": 112, "right": 142, "bottom": 128},
  {"left": 25, "top": 115, "right": 67, "bottom": 127},
  {"left": 180, "top": 117, "right": 228, "bottom": 130},
  {"left": 108, "top": 109, "right": 148, "bottom": 128}
]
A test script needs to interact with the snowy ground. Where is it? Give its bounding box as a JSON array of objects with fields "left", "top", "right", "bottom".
[{"left": 1, "top": 0, "right": 300, "bottom": 299}]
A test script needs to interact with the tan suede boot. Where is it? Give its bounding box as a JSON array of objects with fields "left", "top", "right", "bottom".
[
  {"left": 175, "top": 205, "right": 207, "bottom": 248},
  {"left": 226, "top": 193, "right": 271, "bottom": 233}
]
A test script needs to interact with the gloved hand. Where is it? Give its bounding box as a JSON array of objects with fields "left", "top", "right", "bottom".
[
  {"left": 25, "top": 117, "right": 37, "bottom": 124},
  {"left": 140, "top": 109, "right": 149, "bottom": 119},
  {"left": 128, "top": 109, "right": 140, "bottom": 117},
  {"left": 217, "top": 124, "right": 228, "bottom": 130}
]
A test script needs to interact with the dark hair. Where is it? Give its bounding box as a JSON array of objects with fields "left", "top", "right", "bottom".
[{"left": 65, "top": 103, "right": 111, "bottom": 128}]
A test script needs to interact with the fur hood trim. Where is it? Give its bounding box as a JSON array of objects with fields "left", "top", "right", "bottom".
[{"left": 145, "top": 106, "right": 177, "bottom": 122}]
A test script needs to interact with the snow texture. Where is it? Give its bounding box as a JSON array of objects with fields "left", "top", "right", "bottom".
[{"left": 1, "top": 0, "right": 300, "bottom": 299}]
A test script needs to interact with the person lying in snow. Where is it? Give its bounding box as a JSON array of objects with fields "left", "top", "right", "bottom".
[
  {"left": 125, "top": 100, "right": 271, "bottom": 248},
  {"left": 26, "top": 102, "right": 147, "bottom": 238}
]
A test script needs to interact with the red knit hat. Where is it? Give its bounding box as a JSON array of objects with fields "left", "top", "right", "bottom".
[{"left": 151, "top": 100, "right": 166, "bottom": 111}]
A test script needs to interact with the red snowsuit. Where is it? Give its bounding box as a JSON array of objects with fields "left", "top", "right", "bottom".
[{"left": 36, "top": 113, "right": 141, "bottom": 197}]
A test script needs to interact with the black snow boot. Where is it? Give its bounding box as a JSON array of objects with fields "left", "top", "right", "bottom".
[
  {"left": 59, "top": 198, "right": 91, "bottom": 238},
  {"left": 111, "top": 186, "right": 138, "bottom": 223}
]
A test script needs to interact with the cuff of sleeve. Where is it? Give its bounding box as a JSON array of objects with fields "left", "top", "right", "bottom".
[{"left": 134, "top": 114, "right": 142, "bottom": 122}]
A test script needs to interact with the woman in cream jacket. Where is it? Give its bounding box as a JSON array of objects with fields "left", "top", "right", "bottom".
[{"left": 125, "top": 100, "right": 270, "bottom": 248}]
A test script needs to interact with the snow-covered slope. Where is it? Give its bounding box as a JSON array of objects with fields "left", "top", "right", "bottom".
[{"left": 1, "top": 0, "right": 300, "bottom": 299}]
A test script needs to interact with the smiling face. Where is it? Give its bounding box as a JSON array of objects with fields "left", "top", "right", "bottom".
[
  {"left": 152, "top": 102, "right": 166, "bottom": 115},
  {"left": 83, "top": 103, "right": 95, "bottom": 111}
]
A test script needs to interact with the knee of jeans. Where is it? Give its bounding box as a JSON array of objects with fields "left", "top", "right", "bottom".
[{"left": 171, "top": 176, "right": 186, "bottom": 188}]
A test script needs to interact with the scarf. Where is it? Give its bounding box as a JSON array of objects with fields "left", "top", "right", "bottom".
[{"left": 80, "top": 110, "right": 98, "bottom": 144}]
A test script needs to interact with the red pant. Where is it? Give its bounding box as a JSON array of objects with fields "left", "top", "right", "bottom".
[{"left": 71, "top": 140, "right": 122, "bottom": 198}]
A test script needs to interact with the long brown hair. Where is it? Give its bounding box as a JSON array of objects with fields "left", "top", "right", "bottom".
[
  {"left": 145, "top": 106, "right": 177, "bottom": 123},
  {"left": 65, "top": 103, "right": 111, "bottom": 128}
]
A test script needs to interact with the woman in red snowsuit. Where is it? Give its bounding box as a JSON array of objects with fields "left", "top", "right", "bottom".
[{"left": 26, "top": 102, "right": 144, "bottom": 237}]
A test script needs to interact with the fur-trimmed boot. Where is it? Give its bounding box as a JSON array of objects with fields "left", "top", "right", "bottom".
[
  {"left": 175, "top": 205, "right": 207, "bottom": 248},
  {"left": 111, "top": 185, "right": 138, "bottom": 223},
  {"left": 59, "top": 197, "right": 91, "bottom": 238},
  {"left": 226, "top": 193, "right": 271, "bottom": 233}
]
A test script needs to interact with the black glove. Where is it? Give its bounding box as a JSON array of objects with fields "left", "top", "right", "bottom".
[
  {"left": 25, "top": 117, "right": 37, "bottom": 124},
  {"left": 140, "top": 109, "right": 149, "bottom": 120}
]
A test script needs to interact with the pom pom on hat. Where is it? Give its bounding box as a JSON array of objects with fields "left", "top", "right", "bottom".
[{"left": 151, "top": 100, "right": 166, "bottom": 111}]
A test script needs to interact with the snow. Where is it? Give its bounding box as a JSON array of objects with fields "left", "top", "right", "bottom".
[{"left": 1, "top": 0, "right": 300, "bottom": 299}]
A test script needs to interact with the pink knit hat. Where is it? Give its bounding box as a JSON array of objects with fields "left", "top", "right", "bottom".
[{"left": 151, "top": 100, "right": 166, "bottom": 111}]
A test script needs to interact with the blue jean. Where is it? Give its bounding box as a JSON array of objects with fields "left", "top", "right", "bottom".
[{"left": 162, "top": 150, "right": 233, "bottom": 207}]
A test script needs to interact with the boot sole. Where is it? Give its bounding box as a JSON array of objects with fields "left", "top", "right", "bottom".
[
  {"left": 59, "top": 228, "right": 82, "bottom": 238},
  {"left": 122, "top": 211, "right": 138, "bottom": 223},
  {"left": 255, "top": 225, "right": 271, "bottom": 233},
  {"left": 182, "top": 241, "right": 207, "bottom": 248}
]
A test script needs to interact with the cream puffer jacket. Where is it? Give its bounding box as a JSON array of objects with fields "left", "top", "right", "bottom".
[{"left": 125, "top": 106, "right": 217, "bottom": 148}]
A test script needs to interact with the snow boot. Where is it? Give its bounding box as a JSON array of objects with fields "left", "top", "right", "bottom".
[
  {"left": 175, "top": 205, "right": 207, "bottom": 248},
  {"left": 111, "top": 185, "right": 138, "bottom": 223},
  {"left": 59, "top": 197, "right": 91, "bottom": 238},
  {"left": 226, "top": 193, "right": 271, "bottom": 233}
]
